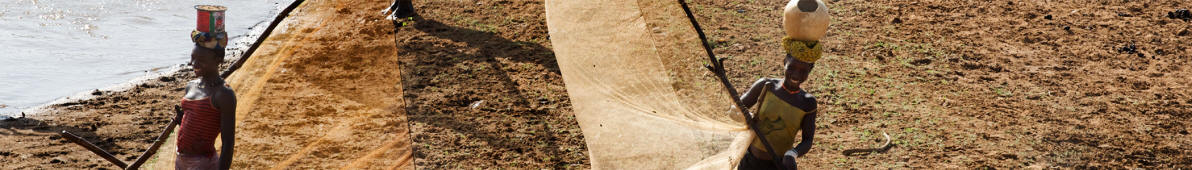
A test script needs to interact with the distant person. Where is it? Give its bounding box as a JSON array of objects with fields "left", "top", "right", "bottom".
[
  {"left": 175, "top": 44, "right": 237, "bottom": 170},
  {"left": 735, "top": 0, "right": 830, "bottom": 169},
  {"left": 383, "top": 0, "right": 416, "bottom": 21}
]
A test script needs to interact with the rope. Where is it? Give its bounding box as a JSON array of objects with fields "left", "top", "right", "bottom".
[{"left": 220, "top": 0, "right": 307, "bottom": 78}]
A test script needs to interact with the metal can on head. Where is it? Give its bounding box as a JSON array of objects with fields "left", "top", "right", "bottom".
[
  {"left": 194, "top": 5, "right": 228, "bottom": 49},
  {"left": 195, "top": 5, "right": 226, "bottom": 33}
]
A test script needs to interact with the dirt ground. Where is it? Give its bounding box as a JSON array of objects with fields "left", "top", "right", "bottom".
[
  {"left": 208, "top": 0, "right": 412, "bottom": 169},
  {"left": 3, "top": 0, "right": 1189, "bottom": 169},
  {"left": 395, "top": 0, "right": 588, "bottom": 168},
  {"left": 0, "top": 71, "right": 194, "bottom": 169},
  {"left": 0, "top": 0, "right": 588, "bottom": 169},
  {"left": 688, "top": 0, "right": 1191, "bottom": 168}
]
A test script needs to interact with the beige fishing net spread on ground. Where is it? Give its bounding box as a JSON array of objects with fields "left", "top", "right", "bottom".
[
  {"left": 546, "top": 0, "right": 754, "bottom": 169},
  {"left": 143, "top": 0, "right": 412, "bottom": 169}
]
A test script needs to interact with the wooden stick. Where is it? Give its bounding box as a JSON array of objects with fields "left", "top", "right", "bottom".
[
  {"left": 755, "top": 83, "right": 771, "bottom": 123},
  {"left": 59, "top": 130, "right": 128, "bottom": 168},
  {"left": 124, "top": 105, "right": 184, "bottom": 170},
  {"left": 842, "top": 132, "right": 894, "bottom": 156},
  {"left": 676, "top": 0, "right": 785, "bottom": 167},
  {"left": 60, "top": 105, "right": 184, "bottom": 169}
]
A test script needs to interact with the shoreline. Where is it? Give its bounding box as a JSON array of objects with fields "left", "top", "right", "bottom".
[
  {"left": 0, "top": 2, "right": 294, "bottom": 169},
  {"left": 14, "top": 11, "right": 278, "bottom": 117},
  {"left": 16, "top": 65, "right": 185, "bottom": 116}
]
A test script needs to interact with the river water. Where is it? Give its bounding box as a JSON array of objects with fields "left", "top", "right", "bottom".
[{"left": 0, "top": 0, "right": 293, "bottom": 115}]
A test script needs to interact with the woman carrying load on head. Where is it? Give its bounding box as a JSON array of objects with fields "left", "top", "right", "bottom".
[
  {"left": 736, "top": 0, "right": 830, "bottom": 169},
  {"left": 175, "top": 5, "right": 237, "bottom": 170}
]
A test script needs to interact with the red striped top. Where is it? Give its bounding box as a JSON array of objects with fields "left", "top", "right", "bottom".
[{"left": 177, "top": 97, "right": 222, "bottom": 156}]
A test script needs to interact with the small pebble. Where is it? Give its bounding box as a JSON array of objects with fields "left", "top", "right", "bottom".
[
  {"left": 1168, "top": 9, "right": 1191, "bottom": 21},
  {"left": 1118, "top": 43, "right": 1138, "bottom": 54},
  {"left": 470, "top": 100, "right": 485, "bottom": 109}
]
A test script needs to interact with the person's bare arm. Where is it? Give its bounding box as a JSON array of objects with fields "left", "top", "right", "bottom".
[
  {"left": 781, "top": 110, "right": 816, "bottom": 169},
  {"left": 214, "top": 88, "right": 236, "bottom": 170},
  {"left": 739, "top": 79, "right": 771, "bottom": 112},
  {"left": 792, "top": 111, "right": 816, "bottom": 156}
]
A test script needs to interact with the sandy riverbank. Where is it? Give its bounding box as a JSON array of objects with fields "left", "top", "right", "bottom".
[
  {"left": 0, "top": 0, "right": 590, "bottom": 169},
  {"left": 10, "top": 0, "right": 1180, "bottom": 168},
  {"left": 0, "top": 1, "right": 283, "bottom": 169}
]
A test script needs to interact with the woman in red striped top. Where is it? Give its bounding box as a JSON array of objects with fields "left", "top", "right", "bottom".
[{"left": 175, "top": 45, "right": 236, "bottom": 170}]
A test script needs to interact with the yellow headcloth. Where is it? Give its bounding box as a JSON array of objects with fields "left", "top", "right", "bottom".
[{"left": 782, "top": 36, "right": 822, "bottom": 63}]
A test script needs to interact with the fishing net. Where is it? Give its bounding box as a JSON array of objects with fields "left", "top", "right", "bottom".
[
  {"left": 143, "top": 0, "right": 412, "bottom": 169},
  {"left": 546, "top": 0, "right": 753, "bottom": 169}
]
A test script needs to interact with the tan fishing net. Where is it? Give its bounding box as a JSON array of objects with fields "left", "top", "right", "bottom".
[
  {"left": 143, "top": 0, "right": 412, "bottom": 169},
  {"left": 546, "top": 0, "right": 753, "bottom": 169}
]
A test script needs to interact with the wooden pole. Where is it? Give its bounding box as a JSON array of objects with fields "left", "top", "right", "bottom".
[
  {"left": 675, "top": 0, "right": 786, "bottom": 168},
  {"left": 59, "top": 130, "right": 128, "bottom": 168},
  {"left": 124, "top": 105, "right": 184, "bottom": 170},
  {"left": 60, "top": 105, "right": 186, "bottom": 169},
  {"left": 842, "top": 132, "right": 893, "bottom": 156}
]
